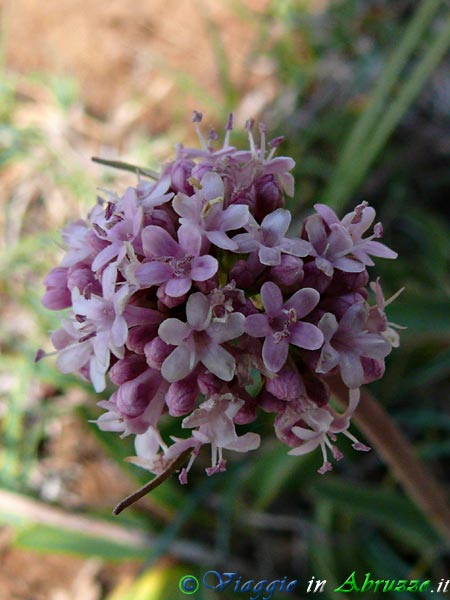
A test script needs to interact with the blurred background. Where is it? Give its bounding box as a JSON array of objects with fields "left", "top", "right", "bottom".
[{"left": 0, "top": 0, "right": 449, "bottom": 598}]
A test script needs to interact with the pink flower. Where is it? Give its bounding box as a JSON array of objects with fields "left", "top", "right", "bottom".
[
  {"left": 245, "top": 282, "right": 323, "bottom": 372},
  {"left": 289, "top": 389, "right": 370, "bottom": 473},
  {"left": 136, "top": 225, "right": 218, "bottom": 297},
  {"left": 158, "top": 292, "right": 245, "bottom": 382},
  {"left": 233, "top": 208, "right": 311, "bottom": 266},
  {"left": 173, "top": 172, "right": 250, "bottom": 251}
]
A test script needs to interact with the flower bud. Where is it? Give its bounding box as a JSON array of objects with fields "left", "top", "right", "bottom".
[
  {"left": 302, "top": 261, "right": 332, "bottom": 293},
  {"left": 144, "top": 337, "right": 173, "bottom": 369},
  {"left": 116, "top": 371, "right": 157, "bottom": 418},
  {"left": 197, "top": 370, "right": 222, "bottom": 395},
  {"left": 110, "top": 354, "right": 148, "bottom": 385},
  {"left": 166, "top": 378, "right": 198, "bottom": 417},
  {"left": 254, "top": 174, "right": 284, "bottom": 220},
  {"left": 42, "top": 267, "right": 71, "bottom": 310},
  {"left": 269, "top": 255, "right": 304, "bottom": 291},
  {"left": 266, "top": 365, "right": 305, "bottom": 401}
]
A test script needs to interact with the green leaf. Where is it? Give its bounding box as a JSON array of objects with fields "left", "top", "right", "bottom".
[
  {"left": 310, "top": 478, "right": 441, "bottom": 550},
  {"left": 14, "top": 524, "right": 148, "bottom": 561},
  {"left": 249, "top": 442, "right": 318, "bottom": 509}
]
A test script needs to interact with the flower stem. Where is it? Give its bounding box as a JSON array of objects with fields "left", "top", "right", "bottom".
[{"left": 327, "top": 375, "right": 450, "bottom": 541}]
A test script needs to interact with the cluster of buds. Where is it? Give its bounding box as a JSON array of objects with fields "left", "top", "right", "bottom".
[{"left": 40, "top": 112, "right": 401, "bottom": 484}]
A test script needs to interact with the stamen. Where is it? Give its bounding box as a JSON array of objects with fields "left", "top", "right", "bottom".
[
  {"left": 223, "top": 113, "right": 233, "bottom": 148},
  {"left": 192, "top": 110, "right": 207, "bottom": 151}
]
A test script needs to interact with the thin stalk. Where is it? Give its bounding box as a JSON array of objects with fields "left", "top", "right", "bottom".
[
  {"left": 91, "top": 157, "right": 159, "bottom": 179},
  {"left": 327, "top": 376, "right": 450, "bottom": 542}
]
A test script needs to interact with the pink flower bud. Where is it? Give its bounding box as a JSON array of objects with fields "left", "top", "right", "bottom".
[
  {"left": 254, "top": 174, "right": 284, "bottom": 220},
  {"left": 302, "top": 261, "right": 332, "bottom": 293},
  {"left": 266, "top": 365, "right": 305, "bottom": 401},
  {"left": 42, "top": 267, "right": 71, "bottom": 310},
  {"left": 166, "top": 379, "right": 198, "bottom": 417},
  {"left": 269, "top": 255, "right": 304, "bottom": 291},
  {"left": 110, "top": 354, "right": 148, "bottom": 385},
  {"left": 144, "top": 337, "right": 173, "bottom": 369},
  {"left": 197, "top": 370, "right": 222, "bottom": 395}
]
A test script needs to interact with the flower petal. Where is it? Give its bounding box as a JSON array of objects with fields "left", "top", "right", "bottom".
[
  {"left": 159, "top": 318, "right": 190, "bottom": 345},
  {"left": 285, "top": 287, "right": 320, "bottom": 318},
  {"left": 259, "top": 245, "right": 281, "bottom": 266},
  {"left": 290, "top": 322, "right": 324, "bottom": 350},
  {"left": 262, "top": 336, "right": 288, "bottom": 373},
  {"left": 208, "top": 312, "right": 245, "bottom": 343},
  {"left": 142, "top": 225, "right": 180, "bottom": 258},
  {"left": 199, "top": 342, "right": 236, "bottom": 381},
  {"left": 261, "top": 281, "right": 283, "bottom": 314},
  {"left": 262, "top": 208, "right": 291, "bottom": 239},
  {"left": 190, "top": 255, "right": 218, "bottom": 281},
  {"left": 178, "top": 225, "right": 202, "bottom": 256},
  {"left": 186, "top": 292, "right": 211, "bottom": 330},
  {"left": 245, "top": 313, "right": 271, "bottom": 337},
  {"left": 136, "top": 261, "right": 171, "bottom": 287},
  {"left": 165, "top": 276, "right": 192, "bottom": 297},
  {"left": 162, "top": 345, "right": 198, "bottom": 382}
]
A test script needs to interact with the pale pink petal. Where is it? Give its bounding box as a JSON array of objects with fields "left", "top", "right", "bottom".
[
  {"left": 186, "top": 292, "right": 211, "bottom": 330},
  {"left": 136, "top": 261, "right": 171, "bottom": 287},
  {"left": 199, "top": 342, "right": 236, "bottom": 381},
  {"left": 340, "top": 351, "right": 364, "bottom": 389},
  {"left": 200, "top": 172, "right": 224, "bottom": 200},
  {"left": 165, "top": 276, "right": 192, "bottom": 297},
  {"left": 56, "top": 342, "right": 90, "bottom": 373},
  {"left": 290, "top": 322, "right": 324, "bottom": 350},
  {"left": 162, "top": 345, "right": 198, "bottom": 382},
  {"left": 205, "top": 230, "right": 237, "bottom": 250},
  {"left": 91, "top": 244, "right": 119, "bottom": 272},
  {"left": 233, "top": 232, "right": 259, "bottom": 253},
  {"left": 178, "top": 225, "right": 202, "bottom": 256},
  {"left": 279, "top": 237, "right": 311, "bottom": 257},
  {"left": 259, "top": 245, "right": 281, "bottom": 266},
  {"left": 219, "top": 205, "right": 249, "bottom": 231},
  {"left": 262, "top": 208, "right": 291, "bottom": 238},
  {"left": 158, "top": 318, "right": 190, "bottom": 345},
  {"left": 313, "top": 204, "right": 340, "bottom": 226},
  {"left": 305, "top": 215, "right": 327, "bottom": 253},
  {"left": 288, "top": 438, "right": 320, "bottom": 456},
  {"left": 226, "top": 432, "right": 261, "bottom": 452},
  {"left": 333, "top": 257, "right": 366, "bottom": 272},
  {"left": 285, "top": 288, "right": 320, "bottom": 318},
  {"left": 208, "top": 312, "right": 245, "bottom": 343},
  {"left": 111, "top": 315, "right": 128, "bottom": 347},
  {"left": 142, "top": 226, "right": 180, "bottom": 258},
  {"left": 190, "top": 255, "right": 218, "bottom": 280}
]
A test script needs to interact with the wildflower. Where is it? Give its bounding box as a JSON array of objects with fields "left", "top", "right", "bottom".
[
  {"left": 233, "top": 208, "right": 311, "bottom": 266},
  {"left": 158, "top": 291, "right": 245, "bottom": 382},
  {"left": 39, "top": 113, "right": 401, "bottom": 504},
  {"left": 245, "top": 282, "right": 323, "bottom": 372}
]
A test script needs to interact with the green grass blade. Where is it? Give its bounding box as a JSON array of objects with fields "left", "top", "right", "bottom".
[{"left": 324, "top": 0, "right": 443, "bottom": 209}]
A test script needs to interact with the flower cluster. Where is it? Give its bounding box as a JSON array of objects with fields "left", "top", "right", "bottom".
[{"left": 40, "top": 112, "right": 401, "bottom": 481}]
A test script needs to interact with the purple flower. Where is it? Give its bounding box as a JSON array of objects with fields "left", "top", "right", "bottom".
[
  {"left": 136, "top": 225, "right": 218, "bottom": 297},
  {"left": 245, "top": 282, "right": 323, "bottom": 373},
  {"left": 314, "top": 202, "right": 398, "bottom": 267},
  {"left": 289, "top": 389, "right": 370, "bottom": 473},
  {"left": 304, "top": 214, "right": 364, "bottom": 276},
  {"left": 173, "top": 172, "right": 250, "bottom": 250},
  {"left": 316, "top": 302, "right": 392, "bottom": 388},
  {"left": 54, "top": 264, "right": 130, "bottom": 391},
  {"left": 233, "top": 208, "right": 311, "bottom": 266},
  {"left": 158, "top": 292, "right": 245, "bottom": 382},
  {"left": 182, "top": 394, "right": 260, "bottom": 475}
]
